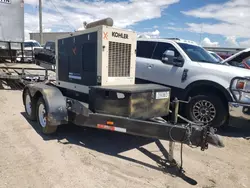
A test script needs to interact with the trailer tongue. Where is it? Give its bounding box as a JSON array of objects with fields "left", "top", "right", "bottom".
[{"left": 22, "top": 18, "right": 224, "bottom": 172}]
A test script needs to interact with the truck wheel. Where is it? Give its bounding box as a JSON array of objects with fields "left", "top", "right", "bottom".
[
  {"left": 24, "top": 89, "right": 36, "bottom": 121},
  {"left": 36, "top": 97, "right": 57, "bottom": 134},
  {"left": 186, "top": 94, "right": 228, "bottom": 128}
]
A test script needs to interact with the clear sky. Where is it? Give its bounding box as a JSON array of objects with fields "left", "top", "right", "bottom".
[{"left": 24, "top": 0, "right": 250, "bottom": 48}]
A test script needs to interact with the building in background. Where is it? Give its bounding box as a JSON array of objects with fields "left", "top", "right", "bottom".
[{"left": 29, "top": 32, "right": 72, "bottom": 45}]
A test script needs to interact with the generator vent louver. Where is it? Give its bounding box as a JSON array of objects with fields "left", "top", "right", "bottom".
[{"left": 108, "top": 41, "right": 131, "bottom": 77}]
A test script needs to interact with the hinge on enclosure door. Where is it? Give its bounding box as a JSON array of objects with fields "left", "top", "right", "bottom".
[{"left": 97, "top": 76, "right": 101, "bottom": 84}]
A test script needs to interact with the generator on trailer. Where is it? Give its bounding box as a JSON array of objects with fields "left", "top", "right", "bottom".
[{"left": 22, "top": 18, "right": 224, "bottom": 169}]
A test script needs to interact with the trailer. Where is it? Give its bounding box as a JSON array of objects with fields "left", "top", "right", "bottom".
[
  {"left": 0, "top": 61, "right": 56, "bottom": 89},
  {"left": 22, "top": 18, "right": 224, "bottom": 171},
  {"left": 0, "top": 40, "right": 56, "bottom": 88}
]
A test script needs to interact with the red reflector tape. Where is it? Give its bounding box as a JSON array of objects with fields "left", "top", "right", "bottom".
[
  {"left": 97, "top": 124, "right": 115, "bottom": 131},
  {"left": 97, "top": 124, "right": 126, "bottom": 133}
]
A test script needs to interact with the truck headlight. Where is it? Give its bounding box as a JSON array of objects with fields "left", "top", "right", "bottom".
[{"left": 230, "top": 77, "right": 250, "bottom": 103}]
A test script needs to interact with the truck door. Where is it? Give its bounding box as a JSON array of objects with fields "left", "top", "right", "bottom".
[
  {"left": 136, "top": 41, "right": 157, "bottom": 80},
  {"left": 44, "top": 42, "right": 56, "bottom": 64},
  {"left": 145, "top": 42, "right": 186, "bottom": 89}
]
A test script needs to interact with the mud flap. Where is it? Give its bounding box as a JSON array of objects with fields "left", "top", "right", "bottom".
[{"left": 23, "top": 83, "right": 68, "bottom": 126}]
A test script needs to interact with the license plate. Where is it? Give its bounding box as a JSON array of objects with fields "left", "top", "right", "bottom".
[{"left": 156, "top": 91, "right": 169, "bottom": 99}]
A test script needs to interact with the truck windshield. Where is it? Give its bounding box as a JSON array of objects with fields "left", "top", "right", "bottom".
[
  {"left": 24, "top": 42, "right": 41, "bottom": 48},
  {"left": 33, "top": 42, "right": 41, "bottom": 47},
  {"left": 210, "top": 52, "right": 223, "bottom": 62},
  {"left": 178, "top": 43, "right": 219, "bottom": 64}
]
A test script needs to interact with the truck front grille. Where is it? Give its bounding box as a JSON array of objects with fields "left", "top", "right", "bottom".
[{"left": 108, "top": 41, "right": 131, "bottom": 77}]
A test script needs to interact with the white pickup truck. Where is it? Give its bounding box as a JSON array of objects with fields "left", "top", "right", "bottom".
[{"left": 135, "top": 38, "right": 250, "bottom": 128}]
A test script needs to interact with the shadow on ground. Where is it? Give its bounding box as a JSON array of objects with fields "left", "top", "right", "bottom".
[
  {"left": 217, "top": 126, "right": 250, "bottom": 140},
  {"left": 0, "top": 80, "right": 24, "bottom": 90},
  {"left": 21, "top": 112, "right": 198, "bottom": 185}
]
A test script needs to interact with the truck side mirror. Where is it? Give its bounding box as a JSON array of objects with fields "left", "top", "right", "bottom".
[
  {"left": 162, "top": 50, "right": 184, "bottom": 67},
  {"left": 162, "top": 50, "right": 175, "bottom": 64}
]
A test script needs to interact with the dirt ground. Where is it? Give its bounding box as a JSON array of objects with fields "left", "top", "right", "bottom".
[{"left": 0, "top": 89, "right": 250, "bottom": 188}]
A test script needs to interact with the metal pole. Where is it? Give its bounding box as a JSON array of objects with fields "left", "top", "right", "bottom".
[
  {"left": 8, "top": 42, "right": 13, "bottom": 63},
  {"left": 199, "top": 23, "right": 203, "bottom": 45},
  {"left": 45, "top": 69, "right": 48, "bottom": 80},
  {"left": 168, "top": 142, "right": 175, "bottom": 162},
  {"left": 39, "top": 0, "right": 43, "bottom": 45},
  {"left": 168, "top": 98, "right": 179, "bottom": 164},
  {"left": 21, "top": 42, "right": 24, "bottom": 63}
]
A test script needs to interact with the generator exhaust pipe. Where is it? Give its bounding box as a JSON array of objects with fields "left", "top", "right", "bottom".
[{"left": 85, "top": 17, "right": 114, "bottom": 29}]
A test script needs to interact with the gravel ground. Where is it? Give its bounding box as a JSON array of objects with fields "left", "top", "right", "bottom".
[{"left": 0, "top": 89, "right": 250, "bottom": 188}]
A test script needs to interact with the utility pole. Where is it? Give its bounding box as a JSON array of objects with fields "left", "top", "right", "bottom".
[
  {"left": 199, "top": 23, "right": 203, "bottom": 45},
  {"left": 39, "top": 0, "right": 43, "bottom": 45}
]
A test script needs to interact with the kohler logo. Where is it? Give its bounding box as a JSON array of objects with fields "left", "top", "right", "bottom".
[
  {"left": 0, "top": 0, "right": 11, "bottom": 4},
  {"left": 112, "top": 32, "right": 128, "bottom": 39}
]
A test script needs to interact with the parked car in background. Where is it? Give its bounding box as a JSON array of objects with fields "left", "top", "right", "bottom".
[
  {"left": 218, "top": 53, "right": 231, "bottom": 60},
  {"left": 135, "top": 38, "right": 250, "bottom": 129},
  {"left": 16, "top": 40, "right": 43, "bottom": 62},
  {"left": 242, "top": 59, "right": 250, "bottom": 69},
  {"left": 34, "top": 41, "right": 56, "bottom": 70},
  {"left": 23, "top": 40, "right": 42, "bottom": 49},
  {"left": 221, "top": 48, "right": 250, "bottom": 69},
  {"left": 208, "top": 51, "right": 224, "bottom": 62}
]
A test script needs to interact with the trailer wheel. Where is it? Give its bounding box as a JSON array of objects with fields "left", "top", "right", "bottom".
[
  {"left": 36, "top": 97, "right": 57, "bottom": 134},
  {"left": 24, "top": 89, "right": 36, "bottom": 121}
]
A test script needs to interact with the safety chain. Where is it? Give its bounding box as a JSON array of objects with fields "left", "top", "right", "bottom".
[
  {"left": 184, "top": 124, "right": 192, "bottom": 146},
  {"left": 200, "top": 126, "right": 209, "bottom": 151}
]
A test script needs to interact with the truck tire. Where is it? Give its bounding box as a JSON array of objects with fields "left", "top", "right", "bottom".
[
  {"left": 36, "top": 97, "right": 58, "bottom": 134},
  {"left": 185, "top": 94, "right": 228, "bottom": 128},
  {"left": 23, "top": 89, "right": 36, "bottom": 121}
]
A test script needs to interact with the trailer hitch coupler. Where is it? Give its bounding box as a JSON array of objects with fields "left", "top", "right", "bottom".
[{"left": 206, "top": 127, "right": 224, "bottom": 148}]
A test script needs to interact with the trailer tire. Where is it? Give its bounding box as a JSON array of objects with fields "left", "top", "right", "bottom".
[
  {"left": 36, "top": 97, "right": 58, "bottom": 134},
  {"left": 23, "top": 89, "right": 36, "bottom": 121}
]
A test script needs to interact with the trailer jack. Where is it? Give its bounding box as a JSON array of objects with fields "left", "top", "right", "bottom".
[{"left": 156, "top": 98, "right": 224, "bottom": 173}]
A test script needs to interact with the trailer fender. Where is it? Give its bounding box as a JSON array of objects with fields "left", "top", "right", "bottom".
[{"left": 23, "top": 83, "right": 68, "bottom": 126}]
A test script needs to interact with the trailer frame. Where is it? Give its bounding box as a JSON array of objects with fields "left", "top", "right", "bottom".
[{"left": 22, "top": 82, "right": 224, "bottom": 150}]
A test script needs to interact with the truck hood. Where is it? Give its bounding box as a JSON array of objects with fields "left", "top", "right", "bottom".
[
  {"left": 24, "top": 47, "right": 43, "bottom": 50},
  {"left": 221, "top": 48, "right": 250, "bottom": 64},
  {"left": 198, "top": 62, "right": 250, "bottom": 77}
]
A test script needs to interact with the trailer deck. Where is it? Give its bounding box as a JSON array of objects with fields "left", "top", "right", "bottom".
[{"left": 0, "top": 62, "right": 56, "bottom": 82}]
